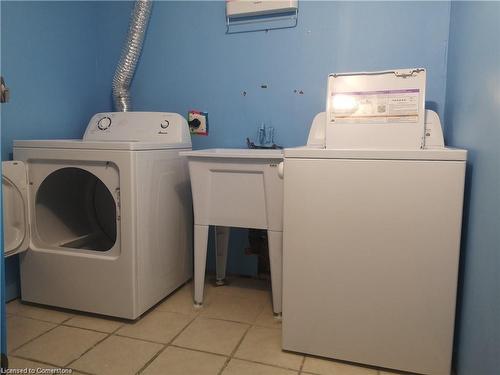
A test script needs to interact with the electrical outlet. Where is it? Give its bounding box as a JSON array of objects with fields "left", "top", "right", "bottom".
[{"left": 188, "top": 110, "right": 208, "bottom": 136}]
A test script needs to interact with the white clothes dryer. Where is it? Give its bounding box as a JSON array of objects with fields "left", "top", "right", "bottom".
[{"left": 2, "top": 112, "right": 193, "bottom": 319}]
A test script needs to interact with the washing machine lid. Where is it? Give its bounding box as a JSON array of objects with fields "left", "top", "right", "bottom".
[
  {"left": 2, "top": 161, "right": 30, "bottom": 256},
  {"left": 13, "top": 139, "right": 192, "bottom": 151},
  {"left": 326, "top": 68, "right": 427, "bottom": 149}
]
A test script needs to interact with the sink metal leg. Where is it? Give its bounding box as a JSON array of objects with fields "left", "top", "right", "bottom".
[
  {"left": 268, "top": 230, "right": 283, "bottom": 316},
  {"left": 215, "top": 226, "right": 230, "bottom": 286},
  {"left": 194, "top": 224, "right": 209, "bottom": 307}
]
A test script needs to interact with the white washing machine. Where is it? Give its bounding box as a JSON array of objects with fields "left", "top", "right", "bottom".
[
  {"left": 2, "top": 112, "right": 193, "bottom": 319},
  {"left": 282, "top": 70, "right": 467, "bottom": 375}
]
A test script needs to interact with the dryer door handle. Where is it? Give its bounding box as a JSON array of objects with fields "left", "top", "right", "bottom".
[{"left": 278, "top": 161, "right": 284, "bottom": 179}]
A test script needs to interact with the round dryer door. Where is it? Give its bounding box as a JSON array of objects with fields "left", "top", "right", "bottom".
[
  {"left": 32, "top": 163, "right": 119, "bottom": 253},
  {"left": 2, "top": 161, "right": 30, "bottom": 256}
]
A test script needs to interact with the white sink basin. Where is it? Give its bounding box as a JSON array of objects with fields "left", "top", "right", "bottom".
[
  {"left": 180, "top": 148, "right": 284, "bottom": 315},
  {"left": 180, "top": 148, "right": 283, "bottom": 230}
]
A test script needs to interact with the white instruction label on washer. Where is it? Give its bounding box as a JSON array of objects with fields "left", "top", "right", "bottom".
[{"left": 330, "top": 89, "right": 420, "bottom": 124}]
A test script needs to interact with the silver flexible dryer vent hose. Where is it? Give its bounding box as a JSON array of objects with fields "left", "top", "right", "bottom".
[{"left": 112, "top": 0, "right": 152, "bottom": 112}]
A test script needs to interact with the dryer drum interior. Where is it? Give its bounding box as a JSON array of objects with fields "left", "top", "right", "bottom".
[{"left": 35, "top": 167, "right": 117, "bottom": 251}]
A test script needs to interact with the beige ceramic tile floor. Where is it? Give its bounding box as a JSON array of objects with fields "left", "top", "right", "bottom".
[{"left": 6, "top": 276, "right": 404, "bottom": 375}]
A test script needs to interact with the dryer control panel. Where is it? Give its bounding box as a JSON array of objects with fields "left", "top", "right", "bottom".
[{"left": 84, "top": 112, "right": 191, "bottom": 145}]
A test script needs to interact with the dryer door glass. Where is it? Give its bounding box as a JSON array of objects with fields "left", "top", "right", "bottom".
[{"left": 35, "top": 167, "right": 117, "bottom": 251}]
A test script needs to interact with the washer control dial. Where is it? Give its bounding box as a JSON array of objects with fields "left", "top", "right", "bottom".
[
  {"left": 160, "top": 120, "right": 170, "bottom": 129},
  {"left": 97, "top": 116, "right": 112, "bottom": 130}
]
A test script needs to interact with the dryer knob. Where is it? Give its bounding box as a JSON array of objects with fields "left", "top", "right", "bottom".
[{"left": 97, "top": 117, "right": 112, "bottom": 130}]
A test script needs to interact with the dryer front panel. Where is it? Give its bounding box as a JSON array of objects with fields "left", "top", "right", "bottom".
[{"left": 12, "top": 147, "right": 139, "bottom": 318}]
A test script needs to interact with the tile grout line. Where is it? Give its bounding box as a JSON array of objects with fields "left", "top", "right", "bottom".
[
  {"left": 7, "top": 304, "right": 98, "bottom": 370},
  {"left": 168, "top": 343, "right": 229, "bottom": 359},
  {"left": 169, "top": 341, "right": 305, "bottom": 375},
  {"left": 7, "top": 281, "right": 306, "bottom": 374},
  {"left": 9, "top": 354, "right": 96, "bottom": 375},
  {"left": 7, "top": 313, "right": 73, "bottom": 326},
  {"left": 10, "top": 299, "right": 278, "bottom": 373},
  {"left": 64, "top": 321, "right": 126, "bottom": 373},
  {"left": 135, "top": 311, "right": 200, "bottom": 374},
  {"left": 147, "top": 310, "right": 300, "bottom": 374},
  {"left": 224, "top": 312, "right": 305, "bottom": 373},
  {"left": 8, "top": 317, "right": 66, "bottom": 355},
  {"left": 9, "top": 302, "right": 132, "bottom": 330},
  {"left": 7, "top": 303, "right": 130, "bottom": 366},
  {"left": 128, "top": 303, "right": 292, "bottom": 373},
  {"left": 113, "top": 332, "right": 179, "bottom": 346},
  {"left": 61, "top": 323, "right": 125, "bottom": 335},
  {"left": 6, "top": 301, "right": 76, "bottom": 322},
  {"left": 7, "top": 299, "right": 180, "bottom": 373},
  {"left": 232, "top": 356, "right": 304, "bottom": 373},
  {"left": 10, "top": 329, "right": 97, "bottom": 375},
  {"left": 298, "top": 355, "right": 307, "bottom": 374},
  {"left": 7, "top": 288, "right": 390, "bottom": 375},
  {"left": 132, "top": 340, "right": 166, "bottom": 375},
  {"left": 231, "top": 314, "right": 306, "bottom": 373},
  {"left": 216, "top": 321, "right": 253, "bottom": 375},
  {"left": 191, "top": 314, "right": 265, "bottom": 328}
]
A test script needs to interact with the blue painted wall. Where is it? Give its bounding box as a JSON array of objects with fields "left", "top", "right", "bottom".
[
  {"left": 2, "top": 1, "right": 499, "bottom": 372},
  {"left": 1, "top": 0, "right": 453, "bottom": 294},
  {"left": 0, "top": 1, "right": 105, "bottom": 300},
  {"left": 95, "top": 0, "right": 452, "bottom": 275},
  {"left": 444, "top": 2, "right": 500, "bottom": 374},
  {"left": 97, "top": 1, "right": 451, "bottom": 149},
  {"left": 1, "top": 1, "right": 105, "bottom": 161}
]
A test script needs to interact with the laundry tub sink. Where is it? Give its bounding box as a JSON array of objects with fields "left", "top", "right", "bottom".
[{"left": 180, "top": 148, "right": 284, "bottom": 315}]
